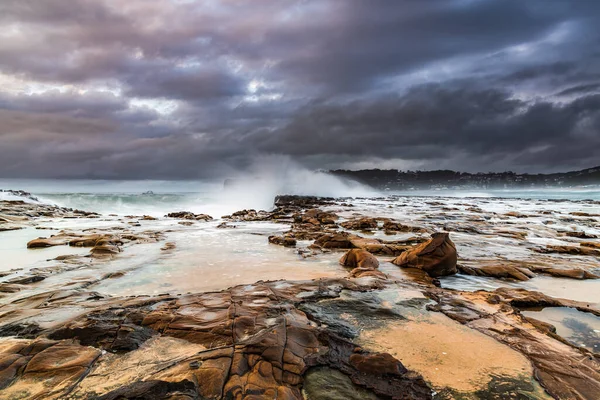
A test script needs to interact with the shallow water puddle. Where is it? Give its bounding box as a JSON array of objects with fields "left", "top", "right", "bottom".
[
  {"left": 0, "top": 227, "right": 89, "bottom": 271},
  {"left": 522, "top": 307, "right": 600, "bottom": 353},
  {"left": 96, "top": 223, "right": 346, "bottom": 296},
  {"left": 358, "top": 311, "right": 549, "bottom": 398}
]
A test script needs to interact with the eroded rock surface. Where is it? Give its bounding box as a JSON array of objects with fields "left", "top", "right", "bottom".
[
  {"left": 0, "top": 279, "right": 432, "bottom": 399},
  {"left": 392, "top": 233, "right": 458, "bottom": 277}
]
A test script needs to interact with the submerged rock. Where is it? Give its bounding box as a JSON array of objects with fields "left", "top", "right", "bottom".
[{"left": 392, "top": 233, "right": 457, "bottom": 277}]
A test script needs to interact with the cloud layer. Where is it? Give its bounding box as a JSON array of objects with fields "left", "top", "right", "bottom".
[{"left": 1, "top": 0, "right": 599, "bottom": 178}]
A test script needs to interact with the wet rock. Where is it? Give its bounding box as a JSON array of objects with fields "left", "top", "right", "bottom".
[
  {"left": 0, "top": 322, "right": 43, "bottom": 338},
  {"left": 535, "top": 244, "right": 600, "bottom": 256},
  {"left": 90, "top": 238, "right": 121, "bottom": 257},
  {"left": 69, "top": 234, "right": 115, "bottom": 247},
  {"left": 504, "top": 211, "right": 529, "bottom": 218},
  {"left": 581, "top": 241, "right": 600, "bottom": 249},
  {"left": 457, "top": 265, "right": 535, "bottom": 281},
  {"left": 382, "top": 220, "right": 427, "bottom": 234},
  {"left": 527, "top": 265, "right": 599, "bottom": 280},
  {"left": 268, "top": 235, "right": 297, "bottom": 247},
  {"left": 564, "top": 231, "right": 597, "bottom": 239},
  {"left": 349, "top": 236, "right": 417, "bottom": 256},
  {"left": 49, "top": 309, "right": 157, "bottom": 352},
  {"left": 6, "top": 275, "right": 46, "bottom": 285},
  {"left": 274, "top": 195, "right": 335, "bottom": 208},
  {"left": 27, "top": 236, "right": 71, "bottom": 248},
  {"left": 427, "top": 288, "right": 600, "bottom": 399},
  {"left": 0, "top": 340, "right": 102, "bottom": 398},
  {"left": 165, "top": 211, "right": 213, "bottom": 221},
  {"left": 160, "top": 242, "right": 176, "bottom": 251},
  {"left": 339, "top": 249, "right": 379, "bottom": 270},
  {"left": 98, "top": 379, "right": 198, "bottom": 400},
  {"left": 7, "top": 279, "right": 430, "bottom": 399},
  {"left": 0, "top": 224, "right": 23, "bottom": 232},
  {"left": 314, "top": 232, "right": 355, "bottom": 249},
  {"left": 341, "top": 217, "right": 378, "bottom": 231},
  {"left": 222, "top": 209, "right": 275, "bottom": 222},
  {"left": 302, "top": 367, "right": 381, "bottom": 400},
  {"left": 294, "top": 208, "right": 339, "bottom": 226},
  {"left": 392, "top": 233, "right": 457, "bottom": 277}
]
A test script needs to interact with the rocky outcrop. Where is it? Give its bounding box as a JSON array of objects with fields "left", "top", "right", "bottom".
[
  {"left": 314, "top": 232, "right": 355, "bottom": 249},
  {"left": 392, "top": 233, "right": 457, "bottom": 277},
  {"left": 268, "top": 235, "right": 297, "bottom": 247},
  {"left": 535, "top": 244, "right": 600, "bottom": 256},
  {"left": 457, "top": 265, "right": 535, "bottom": 281},
  {"left": 165, "top": 211, "right": 213, "bottom": 221},
  {"left": 274, "top": 195, "right": 335, "bottom": 208},
  {"left": 0, "top": 279, "right": 432, "bottom": 399},
  {"left": 426, "top": 287, "right": 600, "bottom": 399},
  {"left": 382, "top": 220, "right": 427, "bottom": 234},
  {"left": 294, "top": 208, "right": 338, "bottom": 226},
  {"left": 341, "top": 217, "right": 378, "bottom": 231},
  {"left": 27, "top": 236, "right": 72, "bottom": 248},
  {"left": 458, "top": 263, "right": 599, "bottom": 281},
  {"left": 581, "top": 241, "right": 600, "bottom": 249}
]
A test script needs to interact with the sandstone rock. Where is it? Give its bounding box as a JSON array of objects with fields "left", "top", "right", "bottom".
[
  {"left": 341, "top": 217, "right": 378, "bottom": 231},
  {"left": 274, "top": 195, "right": 334, "bottom": 208},
  {"left": 581, "top": 241, "right": 600, "bottom": 249},
  {"left": 160, "top": 242, "right": 176, "bottom": 251},
  {"left": 535, "top": 244, "right": 600, "bottom": 256},
  {"left": 314, "top": 232, "right": 355, "bottom": 249},
  {"left": 27, "top": 236, "right": 71, "bottom": 248},
  {"left": 564, "top": 231, "right": 597, "bottom": 239},
  {"left": 339, "top": 249, "right": 380, "bottom": 270},
  {"left": 427, "top": 288, "right": 600, "bottom": 400},
  {"left": 349, "top": 268, "right": 387, "bottom": 279},
  {"left": 527, "top": 265, "right": 599, "bottom": 280},
  {"left": 90, "top": 238, "right": 121, "bottom": 257},
  {"left": 382, "top": 220, "right": 427, "bottom": 234},
  {"left": 457, "top": 265, "right": 535, "bottom": 281},
  {"left": 6, "top": 279, "right": 432, "bottom": 399},
  {"left": 69, "top": 234, "right": 114, "bottom": 247},
  {"left": 392, "top": 233, "right": 457, "bottom": 277},
  {"left": 165, "top": 211, "right": 213, "bottom": 221},
  {"left": 268, "top": 235, "right": 297, "bottom": 247}
]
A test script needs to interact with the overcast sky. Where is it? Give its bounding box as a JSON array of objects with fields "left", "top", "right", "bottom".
[{"left": 1, "top": 0, "right": 599, "bottom": 179}]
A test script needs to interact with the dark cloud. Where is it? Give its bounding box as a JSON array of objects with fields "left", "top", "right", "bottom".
[{"left": 0, "top": 0, "right": 599, "bottom": 179}]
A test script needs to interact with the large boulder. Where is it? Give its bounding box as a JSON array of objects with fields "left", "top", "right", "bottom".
[{"left": 391, "top": 232, "right": 457, "bottom": 277}]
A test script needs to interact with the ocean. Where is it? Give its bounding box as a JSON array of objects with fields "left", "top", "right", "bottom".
[{"left": 1, "top": 178, "right": 599, "bottom": 217}]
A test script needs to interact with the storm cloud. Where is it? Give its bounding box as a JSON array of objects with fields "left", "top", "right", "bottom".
[{"left": 0, "top": 0, "right": 599, "bottom": 178}]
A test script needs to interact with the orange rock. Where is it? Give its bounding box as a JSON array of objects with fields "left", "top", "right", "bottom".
[
  {"left": 339, "top": 249, "right": 379, "bottom": 270},
  {"left": 392, "top": 233, "right": 457, "bottom": 277}
]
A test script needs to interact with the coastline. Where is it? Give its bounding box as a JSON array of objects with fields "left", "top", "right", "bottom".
[{"left": 0, "top": 191, "right": 599, "bottom": 399}]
